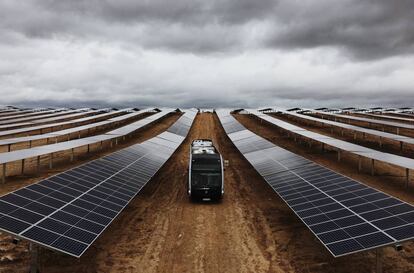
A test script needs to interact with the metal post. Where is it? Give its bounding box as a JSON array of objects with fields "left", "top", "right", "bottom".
[
  {"left": 396, "top": 128, "right": 400, "bottom": 135},
  {"left": 49, "top": 154, "right": 53, "bottom": 169},
  {"left": 406, "top": 168, "right": 410, "bottom": 188},
  {"left": 354, "top": 132, "right": 357, "bottom": 140},
  {"left": 21, "top": 159, "right": 25, "bottom": 175},
  {"left": 100, "top": 141, "right": 103, "bottom": 150},
  {"left": 337, "top": 150, "right": 341, "bottom": 162},
  {"left": 70, "top": 148, "right": 74, "bottom": 162},
  {"left": 36, "top": 156, "right": 40, "bottom": 172},
  {"left": 29, "top": 243, "right": 39, "bottom": 273},
  {"left": 321, "top": 143, "right": 325, "bottom": 153},
  {"left": 371, "top": 159, "right": 375, "bottom": 176},
  {"left": 1, "top": 164, "right": 5, "bottom": 184},
  {"left": 29, "top": 140, "right": 32, "bottom": 148},
  {"left": 358, "top": 156, "right": 362, "bottom": 172},
  {"left": 376, "top": 248, "right": 383, "bottom": 273},
  {"left": 400, "top": 141, "right": 403, "bottom": 152},
  {"left": 7, "top": 144, "right": 11, "bottom": 152},
  {"left": 87, "top": 144, "right": 90, "bottom": 153},
  {"left": 379, "top": 137, "right": 382, "bottom": 148}
]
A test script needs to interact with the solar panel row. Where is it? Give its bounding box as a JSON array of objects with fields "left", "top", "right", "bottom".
[
  {"left": 247, "top": 109, "right": 414, "bottom": 171},
  {"left": 276, "top": 110, "right": 414, "bottom": 146},
  {"left": 0, "top": 109, "right": 170, "bottom": 165},
  {"left": 216, "top": 109, "right": 414, "bottom": 257},
  {"left": 0, "top": 109, "right": 196, "bottom": 257},
  {"left": 0, "top": 109, "right": 145, "bottom": 149},
  {"left": 0, "top": 108, "right": 127, "bottom": 139},
  {"left": 0, "top": 108, "right": 69, "bottom": 122},
  {"left": 0, "top": 109, "right": 89, "bottom": 127},
  {"left": 312, "top": 110, "right": 414, "bottom": 130}
]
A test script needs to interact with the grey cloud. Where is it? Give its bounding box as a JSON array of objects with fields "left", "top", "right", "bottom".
[
  {"left": 1, "top": 0, "right": 413, "bottom": 59},
  {"left": 267, "top": 0, "right": 414, "bottom": 60},
  {"left": 0, "top": 0, "right": 413, "bottom": 108}
]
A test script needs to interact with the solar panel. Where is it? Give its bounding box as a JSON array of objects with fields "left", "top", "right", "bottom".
[
  {"left": 216, "top": 109, "right": 414, "bottom": 257},
  {"left": 246, "top": 109, "right": 414, "bottom": 171},
  {"left": 312, "top": 110, "right": 414, "bottom": 130},
  {"left": 278, "top": 110, "right": 414, "bottom": 146},
  {"left": 0, "top": 109, "right": 197, "bottom": 257}
]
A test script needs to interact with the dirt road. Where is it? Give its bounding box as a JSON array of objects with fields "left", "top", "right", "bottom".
[{"left": 1, "top": 112, "right": 414, "bottom": 272}]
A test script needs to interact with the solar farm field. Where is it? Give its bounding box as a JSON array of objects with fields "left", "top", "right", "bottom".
[{"left": 1, "top": 107, "right": 414, "bottom": 273}]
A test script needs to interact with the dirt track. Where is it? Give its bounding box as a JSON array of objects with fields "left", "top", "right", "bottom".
[{"left": 1, "top": 112, "right": 414, "bottom": 272}]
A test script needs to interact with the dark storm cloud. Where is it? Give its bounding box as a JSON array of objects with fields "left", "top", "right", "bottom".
[
  {"left": 267, "top": 0, "right": 414, "bottom": 60},
  {"left": 0, "top": 0, "right": 413, "bottom": 108},
  {"left": 0, "top": 0, "right": 412, "bottom": 58}
]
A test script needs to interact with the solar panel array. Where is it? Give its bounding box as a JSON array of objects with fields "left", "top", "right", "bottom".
[
  {"left": 247, "top": 109, "right": 414, "bottom": 171},
  {"left": 312, "top": 110, "right": 414, "bottom": 130},
  {"left": 0, "top": 109, "right": 196, "bottom": 257},
  {"left": 0, "top": 108, "right": 125, "bottom": 139},
  {"left": 0, "top": 109, "right": 170, "bottom": 165},
  {"left": 0, "top": 109, "right": 95, "bottom": 129},
  {"left": 0, "top": 108, "right": 143, "bottom": 149},
  {"left": 216, "top": 109, "right": 414, "bottom": 257},
  {"left": 277, "top": 110, "right": 414, "bottom": 146}
]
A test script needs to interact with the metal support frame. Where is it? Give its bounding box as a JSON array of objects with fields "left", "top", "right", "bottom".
[
  {"left": 29, "top": 243, "right": 39, "bottom": 273},
  {"left": 1, "top": 163, "right": 6, "bottom": 184},
  {"left": 376, "top": 248, "right": 383, "bottom": 273},
  {"left": 36, "top": 156, "right": 40, "bottom": 172},
  {"left": 406, "top": 168, "right": 410, "bottom": 188},
  {"left": 49, "top": 154, "right": 53, "bottom": 169},
  {"left": 371, "top": 159, "right": 375, "bottom": 176}
]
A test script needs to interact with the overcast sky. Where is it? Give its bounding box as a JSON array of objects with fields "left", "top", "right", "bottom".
[{"left": 0, "top": 0, "right": 413, "bottom": 108}]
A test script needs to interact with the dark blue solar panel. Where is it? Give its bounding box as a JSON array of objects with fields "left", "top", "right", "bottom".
[
  {"left": 217, "top": 110, "right": 414, "bottom": 257},
  {"left": 0, "top": 110, "right": 196, "bottom": 257}
]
